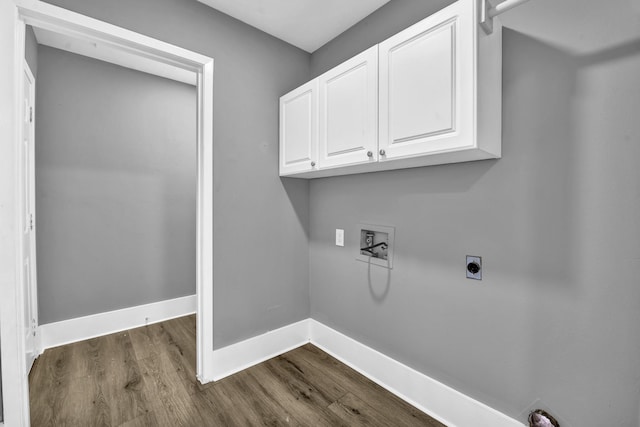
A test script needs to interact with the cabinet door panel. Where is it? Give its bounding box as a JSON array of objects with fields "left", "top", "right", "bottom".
[
  {"left": 319, "top": 46, "right": 378, "bottom": 169},
  {"left": 280, "top": 80, "right": 318, "bottom": 175},
  {"left": 390, "top": 23, "right": 454, "bottom": 142},
  {"left": 326, "top": 67, "right": 367, "bottom": 154},
  {"left": 379, "top": 0, "right": 474, "bottom": 161},
  {"left": 284, "top": 94, "right": 313, "bottom": 162}
]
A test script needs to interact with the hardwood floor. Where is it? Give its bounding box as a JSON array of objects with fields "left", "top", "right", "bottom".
[{"left": 29, "top": 315, "right": 446, "bottom": 426}]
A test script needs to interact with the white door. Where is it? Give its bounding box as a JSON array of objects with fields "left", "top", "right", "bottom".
[
  {"left": 378, "top": 0, "right": 475, "bottom": 161},
  {"left": 318, "top": 45, "right": 378, "bottom": 169},
  {"left": 22, "top": 61, "right": 39, "bottom": 373},
  {"left": 279, "top": 80, "right": 318, "bottom": 175}
]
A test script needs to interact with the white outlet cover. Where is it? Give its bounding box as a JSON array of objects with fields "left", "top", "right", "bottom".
[{"left": 336, "top": 229, "right": 344, "bottom": 247}]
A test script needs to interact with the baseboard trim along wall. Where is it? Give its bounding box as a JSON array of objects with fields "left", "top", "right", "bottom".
[
  {"left": 211, "top": 319, "right": 310, "bottom": 381},
  {"left": 211, "top": 318, "right": 525, "bottom": 427},
  {"left": 39, "top": 305, "right": 523, "bottom": 426},
  {"left": 308, "top": 320, "right": 524, "bottom": 427},
  {"left": 39, "top": 294, "right": 196, "bottom": 350}
]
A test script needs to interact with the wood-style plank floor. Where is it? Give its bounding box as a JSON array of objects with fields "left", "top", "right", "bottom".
[{"left": 29, "top": 315, "right": 446, "bottom": 426}]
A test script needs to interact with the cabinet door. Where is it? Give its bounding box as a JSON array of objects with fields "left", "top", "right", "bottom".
[
  {"left": 318, "top": 45, "right": 378, "bottom": 169},
  {"left": 378, "top": 0, "right": 475, "bottom": 161},
  {"left": 279, "top": 80, "right": 318, "bottom": 175}
]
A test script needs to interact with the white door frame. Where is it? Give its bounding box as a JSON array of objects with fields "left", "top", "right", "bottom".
[
  {"left": 22, "top": 58, "right": 39, "bottom": 373},
  {"left": 1, "top": 1, "right": 215, "bottom": 425}
]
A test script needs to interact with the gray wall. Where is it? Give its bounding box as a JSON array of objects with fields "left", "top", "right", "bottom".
[
  {"left": 36, "top": 46, "right": 197, "bottom": 323},
  {"left": 308, "top": 1, "right": 640, "bottom": 426},
  {"left": 42, "top": 0, "right": 311, "bottom": 346},
  {"left": 28, "top": 0, "right": 640, "bottom": 425}
]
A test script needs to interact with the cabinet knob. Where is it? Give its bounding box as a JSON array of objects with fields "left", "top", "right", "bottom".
[
  {"left": 311, "top": 161, "right": 316, "bottom": 167},
  {"left": 367, "top": 151, "right": 373, "bottom": 157},
  {"left": 379, "top": 149, "right": 386, "bottom": 156}
]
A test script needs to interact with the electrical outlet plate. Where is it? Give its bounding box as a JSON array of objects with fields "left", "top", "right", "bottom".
[
  {"left": 336, "top": 229, "right": 344, "bottom": 246},
  {"left": 466, "top": 255, "right": 482, "bottom": 280},
  {"left": 356, "top": 223, "right": 395, "bottom": 269}
]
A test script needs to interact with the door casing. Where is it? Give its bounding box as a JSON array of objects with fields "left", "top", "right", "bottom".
[{"left": 21, "top": 59, "right": 39, "bottom": 374}]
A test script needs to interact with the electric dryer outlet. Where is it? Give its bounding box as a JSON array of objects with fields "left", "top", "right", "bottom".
[{"left": 466, "top": 255, "right": 482, "bottom": 280}]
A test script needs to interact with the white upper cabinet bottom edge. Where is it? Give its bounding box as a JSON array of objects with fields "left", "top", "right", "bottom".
[{"left": 281, "top": 146, "right": 500, "bottom": 179}]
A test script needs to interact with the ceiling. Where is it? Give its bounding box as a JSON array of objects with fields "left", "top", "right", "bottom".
[
  {"left": 196, "top": 0, "right": 391, "bottom": 53},
  {"left": 32, "top": 0, "right": 640, "bottom": 85},
  {"left": 196, "top": 0, "right": 640, "bottom": 57}
]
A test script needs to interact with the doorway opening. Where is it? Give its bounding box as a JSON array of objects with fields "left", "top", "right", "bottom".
[{"left": 5, "top": 2, "right": 215, "bottom": 424}]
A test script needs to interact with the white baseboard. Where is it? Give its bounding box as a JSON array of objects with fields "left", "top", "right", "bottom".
[
  {"left": 211, "top": 319, "right": 310, "bottom": 381},
  {"left": 40, "top": 304, "right": 523, "bottom": 427},
  {"left": 206, "top": 318, "right": 523, "bottom": 427},
  {"left": 39, "top": 294, "right": 196, "bottom": 350},
  {"left": 308, "top": 320, "right": 524, "bottom": 427}
]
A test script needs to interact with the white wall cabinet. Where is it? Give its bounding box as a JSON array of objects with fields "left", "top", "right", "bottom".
[
  {"left": 318, "top": 46, "right": 378, "bottom": 169},
  {"left": 279, "top": 0, "right": 502, "bottom": 178},
  {"left": 279, "top": 80, "right": 318, "bottom": 175},
  {"left": 379, "top": 0, "right": 473, "bottom": 161}
]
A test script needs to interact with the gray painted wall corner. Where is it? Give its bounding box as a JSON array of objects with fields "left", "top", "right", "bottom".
[
  {"left": 42, "top": 0, "right": 312, "bottom": 349},
  {"left": 35, "top": 45, "right": 197, "bottom": 323},
  {"left": 308, "top": 1, "right": 640, "bottom": 426}
]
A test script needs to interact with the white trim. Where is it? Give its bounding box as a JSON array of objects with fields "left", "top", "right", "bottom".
[
  {"left": 0, "top": 6, "right": 32, "bottom": 425},
  {"left": 195, "top": 59, "right": 215, "bottom": 384},
  {"left": 206, "top": 318, "right": 524, "bottom": 427},
  {"left": 210, "top": 319, "right": 310, "bottom": 381},
  {"left": 32, "top": 27, "right": 197, "bottom": 85},
  {"left": 39, "top": 295, "right": 197, "bottom": 350},
  {"left": 22, "top": 58, "right": 40, "bottom": 373},
  {"left": 16, "top": 0, "right": 210, "bottom": 70},
  {"left": 309, "top": 320, "right": 524, "bottom": 427},
  {"left": 3, "top": 2, "right": 214, "bottom": 424}
]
